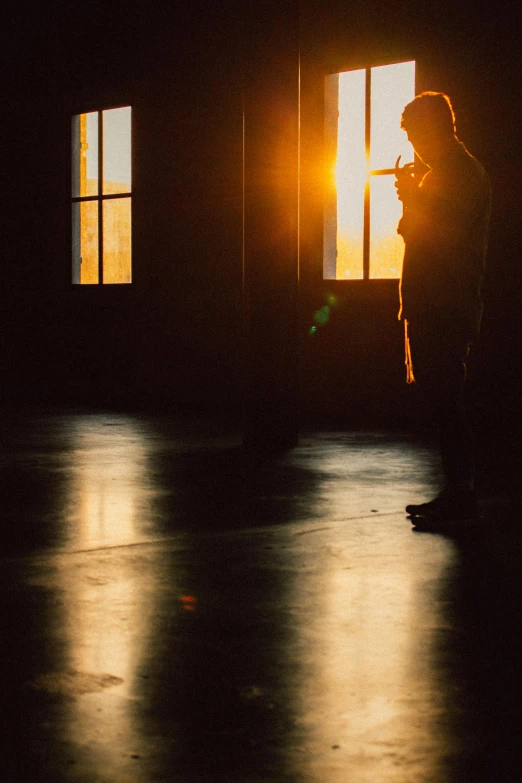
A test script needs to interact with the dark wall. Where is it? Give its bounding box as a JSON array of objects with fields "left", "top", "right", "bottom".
[
  {"left": 3, "top": 2, "right": 245, "bottom": 414},
  {"left": 2, "top": 2, "right": 521, "bottom": 454}
]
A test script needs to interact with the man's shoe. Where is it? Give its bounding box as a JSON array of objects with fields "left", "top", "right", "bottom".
[{"left": 406, "top": 489, "right": 479, "bottom": 521}]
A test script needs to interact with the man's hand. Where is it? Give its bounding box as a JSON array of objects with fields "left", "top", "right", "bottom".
[{"left": 395, "top": 157, "right": 418, "bottom": 206}]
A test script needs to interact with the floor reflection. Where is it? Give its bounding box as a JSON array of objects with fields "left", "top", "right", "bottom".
[
  {"left": 55, "top": 423, "right": 465, "bottom": 780},
  {"left": 49, "top": 416, "right": 168, "bottom": 779},
  {"left": 64, "top": 415, "right": 152, "bottom": 550},
  {"left": 287, "top": 521, "right": 458, "bottom": 782},
  {"left": 2, "top": 414, "right": 517, "bottom": 780}
]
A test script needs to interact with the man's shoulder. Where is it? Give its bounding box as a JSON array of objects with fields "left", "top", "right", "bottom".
[
  {"left": 456, "top": 142, "right": 488, "bottom": 179},
  {"left": 447, "top": 144, "right": 491, "bottom": 205}
]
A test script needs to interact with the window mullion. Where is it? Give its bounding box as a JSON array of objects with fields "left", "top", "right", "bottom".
[
  {"left": 363, "top": 68, "right": 371, "bottom": 280},
  {"left": 73, "top": 193, "right": 131, "bottom": 203},
  {"left": 98, "top": 111, "right": 103, "bottom": 285}
]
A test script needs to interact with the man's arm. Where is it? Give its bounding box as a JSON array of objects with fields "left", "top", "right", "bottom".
[{"left": 397, "top": 166, "right": 488, "bottom": 249}]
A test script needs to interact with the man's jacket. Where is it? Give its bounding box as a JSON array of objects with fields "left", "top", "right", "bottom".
[{"left": 398, "top": 139, "right": 491, "bottom": 337}]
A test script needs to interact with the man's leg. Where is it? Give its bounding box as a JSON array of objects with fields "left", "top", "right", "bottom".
[{"left": 406, "top": 309, "right": 478, "bottom": 519}]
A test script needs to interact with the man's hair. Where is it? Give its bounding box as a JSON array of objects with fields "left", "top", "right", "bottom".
[{"left": 401, "top": 91, "right": 456, "bottom": 137}]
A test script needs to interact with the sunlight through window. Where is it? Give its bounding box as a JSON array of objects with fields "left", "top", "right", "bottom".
[
  {"left": 335, "top": 69, "right": 366, "bottom": 279},
  {"left": 72, "top": 107, "right": 132, "bottom": 284},
  {"left": 324, "top": 61, "right": 415, "bottom": 280}
]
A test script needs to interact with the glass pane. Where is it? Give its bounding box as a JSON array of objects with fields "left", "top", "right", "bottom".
[
  {"left": 370, "top": 61, "right": 415, "bottom": 171},
  {"left": 72, "top": 112, "right": 99, "bottom": 198},
  {"left": 323, "top": 73, "right": 339, "bottom": 279},
  {"left": 72, "top": 201, "right": 99, "bottom": 284},
  {"left": 369, "top": 175, "right": 404, "bottom": 279},
  {"left": 103, "top": 198, "right": 132, "bottom": 284},
  {"left": 103, "top": 107, "right": 132, "bottom": 195},
  {"left": 335, "top": 69, "right": 366, "bottom": 279}
]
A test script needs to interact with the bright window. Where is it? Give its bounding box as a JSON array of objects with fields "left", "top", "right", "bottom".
[
  {"left": 324, "top": 62, "right": 415, "bottom": 280},
  {"left": 71, "top": 107, "right": 132, "bottom": 284}
]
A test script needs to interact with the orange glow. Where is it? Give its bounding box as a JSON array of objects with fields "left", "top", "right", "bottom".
[
  {"left": 75, "top": 112, "right": 98, "bottom": 198},
  {"left": 369, "top": 176, "right": 405, "bottom": 279},
  {"left": 333, "top": 61, "right": 415, "bottom": 280},
  {"left": 76, "top": 201, "right": 99, "bottom": 284},
  {"left": 103, "top": 198, "right": 132, "bottom": 283},
  {"left": 180, "top": 595, "right": 197, "bottom": 611}
]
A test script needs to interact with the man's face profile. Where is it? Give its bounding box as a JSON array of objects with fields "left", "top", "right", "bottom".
[
  {"left": 404, "top": 123, "right": 451, "bottom": 168},
  {"left": 405, "top": 127, "right": 433, "bottom": 165}
]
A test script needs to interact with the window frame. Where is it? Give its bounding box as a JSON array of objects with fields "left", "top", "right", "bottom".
[
  {"left": 323, "top": 60, "right": 416, "bottom": 282},
  {"left": 71, "top": 105, "right": 132, "bottom": 285}
]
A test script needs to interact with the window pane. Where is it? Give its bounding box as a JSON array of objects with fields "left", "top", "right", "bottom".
[
  {"left": 335, "top": 69, "right": 366, "bottom": 279},
  {"left": 324, "top": 74, "right": 339, "bottom": 279},
  {"left": 103, "top": 107, "right": 132, "bottom": 195},
  {"left": 103, "top": 198, "right": 132, "bottom": 284},
  {"left": 72, "top": 112, "right": 99, "bottom": 198},
  {"left": 72, "top": 201, "right": 99, "bottom": 284},
  {"left": 370, "top": 61, "right": 415, "bottom": 171},
  {"left": 369, "top": 175, "right": 404, "bottom": 279}
]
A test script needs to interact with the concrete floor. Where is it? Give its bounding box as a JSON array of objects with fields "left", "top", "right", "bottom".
[{"left": 1, "top": 411, "right": 520, "bottom": 782}]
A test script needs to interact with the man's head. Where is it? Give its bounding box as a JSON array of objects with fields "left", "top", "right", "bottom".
[{"left": 401, "top": 91, "right": 457, "bottom": 166}]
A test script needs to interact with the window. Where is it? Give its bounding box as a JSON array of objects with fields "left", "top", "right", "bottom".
[
  {"left": 71, "top": 106, "right": 132, "bottom": 284},
  {"left": 324, "top": 61, "right": 415, "bottom": 280}
]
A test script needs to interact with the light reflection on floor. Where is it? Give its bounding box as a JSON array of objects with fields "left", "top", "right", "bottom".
[
  {"left": 63, "top": 416, "right": 153, "bottom": 550},
  {"left": 38, "top": 417, "right": 166, "bottom": 777},
  {"left": 283, "top": 519, "right": 457, "bottom": 782},
  {"left": 3, "top": 414, "right": 512, "bottom": 781}
]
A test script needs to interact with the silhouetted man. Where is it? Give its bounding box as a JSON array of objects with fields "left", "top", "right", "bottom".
[{"left": 395, "top": 92, "right": 491, "bottom": 523}]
